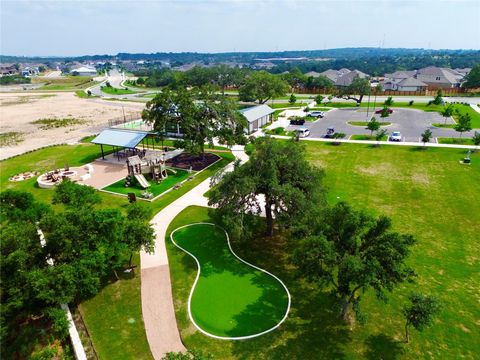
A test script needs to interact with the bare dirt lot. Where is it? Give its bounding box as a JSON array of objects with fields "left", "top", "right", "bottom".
[{"left": 0, "top": 92, "right": 144, "bottom": 159}]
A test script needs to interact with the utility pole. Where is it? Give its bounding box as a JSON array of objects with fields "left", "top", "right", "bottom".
[{"left": 366, "top": 86, "right": 372, "bottom": 118}]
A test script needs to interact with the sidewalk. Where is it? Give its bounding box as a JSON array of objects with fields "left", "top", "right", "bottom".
[{"left": 140, "top": 146, "right": 246, "bottom": 359}]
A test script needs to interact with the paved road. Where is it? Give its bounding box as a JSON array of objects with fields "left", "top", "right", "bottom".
[{"left": 288, "top": 108, "right": 474, "bottom": 142}]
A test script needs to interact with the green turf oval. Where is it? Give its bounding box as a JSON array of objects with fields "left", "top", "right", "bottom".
[{"left": 170, "top": 223, "right": 290, "bottom": 339}]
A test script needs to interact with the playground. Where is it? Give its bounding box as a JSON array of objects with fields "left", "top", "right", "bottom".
[{"left": 170, "top": 223, "right": 290, "bottom": 339}]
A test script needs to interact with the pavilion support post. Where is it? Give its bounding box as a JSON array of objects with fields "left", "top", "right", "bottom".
[{"left": 100, "top": 144, "right": 105, "bottom": 160}]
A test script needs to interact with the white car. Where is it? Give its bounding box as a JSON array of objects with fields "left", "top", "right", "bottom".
[
  {"left": 308, "top": 111, "right": 325, "bottom": 118},
  {"left": 297, "top": 128, "right": 310, "bottom": 138},
  {"left": 390, "top": 131, "right": 402, "bottom": 142}
]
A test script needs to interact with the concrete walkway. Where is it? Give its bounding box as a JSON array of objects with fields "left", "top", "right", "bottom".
[
  {"left": 470, "top": 103, "right": 480, "bottom": 114},
  {"left": 140, "top": 145, "right": 246, "bottom": 359}
]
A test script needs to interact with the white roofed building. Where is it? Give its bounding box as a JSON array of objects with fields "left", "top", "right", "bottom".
[
  {"left": 239, "top": 105, "right": 274, "bottom": 134},
  {"left": 71, "top": 66, "right": 97, "bottom": 76}
]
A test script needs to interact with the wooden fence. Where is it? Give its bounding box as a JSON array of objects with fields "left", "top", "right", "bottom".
[{"left": 225, "top": 85, "right": 477, "bottom": 97}]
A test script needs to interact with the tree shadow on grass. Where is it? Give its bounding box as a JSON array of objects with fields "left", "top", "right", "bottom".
[
  {"left": 224, "top": 230, "right": 352, "bottom": 359},
  {"left": 364, "top": 333, "right": 405, "bottom": 360},
  {"left": 224, "top": 270, "right": 289, "bottom": 337},
  {"left": 230, "top": 282, "right": 352, "bottom": 359}
]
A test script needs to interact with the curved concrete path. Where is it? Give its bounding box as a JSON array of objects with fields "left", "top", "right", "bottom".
[{"left": 140, "top": 146, "right": 247, "bottom": 359}]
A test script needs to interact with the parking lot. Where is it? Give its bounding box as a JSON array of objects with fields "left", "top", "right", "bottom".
[{"left": 287, "top": 108, "right": 473, "bottom": 142}]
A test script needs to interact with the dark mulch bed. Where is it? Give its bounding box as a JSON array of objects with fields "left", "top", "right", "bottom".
[{"left": 166, "top": 152, "right": 220, "bottom": 171}]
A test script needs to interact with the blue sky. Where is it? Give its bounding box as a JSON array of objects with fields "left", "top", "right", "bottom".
[{"left": 1, "top": 0, "right": 479, "bottom": 56}]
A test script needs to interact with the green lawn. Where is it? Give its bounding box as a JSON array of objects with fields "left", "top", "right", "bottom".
[
  {"left": 269, "top": 102, "right": 308, "bottom": 109},
  {"left": 79, "top": 253, "right": 152, "bottom": 360},
  {"left": 264, "top": 127, "right": 295, "bottom": 137},
  {"left": 101, "top": 86, "right": 136, "bottom": 95},
  {"left": 103, "top": 169, "right": 191, "bottom": 198},
  {"left": 170, "top": 223, "right": 289, "bottom": 338},
  {"left": 166, "top": 143, "right": 479, "bottom": 359},
  {"left": 432, "top": 123, "right": 455, "bottom": 128},
  {"left": 350, "top": 134, "right": 388, "bottom": 141},
  {"left": 437, "top": 137, "right": 475, "bottom": 145},
  {"left": 75, "top": 90, "right": 97, "bottom": 98},
  {"left": 347, "top": 121, "right": 391, "bottom": 126},
  {"left": 142, "top": 93, "right": 161, "bottom": 98}
]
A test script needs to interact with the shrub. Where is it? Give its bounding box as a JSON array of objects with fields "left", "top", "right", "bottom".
[
  {"left": 384, "top": 96, "right": 394, "bottom": 106},
  {"left": 432, "top": 89, "right": 443, "bottom": 105},
  {"left": 409, "top": 100, "right": 414, "bottom": 106},
  {"left": 289, "top": 93, "right": 297, "bottom": 104},
  {"left": 315, "top": 94, "right": 324, "bottom": 104},
  {"left": 274, "top": 127, "right": 285, "bottom": 135},
  {"left": 46, "top": 307, "right": 69, "bottom": 340}
]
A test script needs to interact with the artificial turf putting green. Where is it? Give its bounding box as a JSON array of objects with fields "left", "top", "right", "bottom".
[
  {"left": 102, "top": 169, "right": 191, "bottom": 198},
  {"left": 170, "top": 223, "right": 289, "bottom": 338}
]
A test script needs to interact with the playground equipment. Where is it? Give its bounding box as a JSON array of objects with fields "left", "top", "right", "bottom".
[{"left": 126, "top": 151, "right": 178, "bottom": 189}]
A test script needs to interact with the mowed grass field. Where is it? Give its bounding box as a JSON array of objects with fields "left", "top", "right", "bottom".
[
  {"left": 166, "top": 143, "right": 479, "bottom": 359},
  {"left": 171, "top": 223, "right": 289, "bottom": 338}
]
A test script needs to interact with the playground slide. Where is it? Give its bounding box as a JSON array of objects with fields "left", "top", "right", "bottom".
[{"left": 134, "top": 174, "right": 151, "bottom": 189}]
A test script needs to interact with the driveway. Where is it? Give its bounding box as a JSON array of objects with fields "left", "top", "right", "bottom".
[{"left": 293, "top": 108, "right": 473, "bottom": 142}]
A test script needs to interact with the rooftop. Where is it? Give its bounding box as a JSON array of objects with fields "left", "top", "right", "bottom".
[{"left": 239, "top": 104, "right": 274, "bottom": 123}]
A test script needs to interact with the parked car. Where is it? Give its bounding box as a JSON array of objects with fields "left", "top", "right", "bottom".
[
  {"left": 390, "top": 131, "right": 402, "bottom": 142},
  {"left": 375, "top": 108, "right": 393, "bottom": 114},
  {"left": 296, "top": 128, "right": 310, "bottom": 138},
  {"left": 325, "top": 127, "right": 335, "bottom": 138},
  {"left": 308, "top": 111, "right": 325, "bottom": 118},
  {"left": 290, "top": 118, "right": 305, "bottom": 125}
]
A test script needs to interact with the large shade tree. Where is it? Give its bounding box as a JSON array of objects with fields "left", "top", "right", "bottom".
[
  {"left": 208, "top": 137, "right": 325, "bottom": 238},
  {"left": 0, "top": 185, "right": 155, "bottom": 355},
  {"left": 238, "top": 71, "right": 289, "bottom": 104},
  {"left": 142, "top": 86, "right": 247, "bottom": 155},
  {"left": 336, "top": 77, "right": 371, "bottom": 104},
  {"left": 293, "top": 202, "right": 416, "bottom": 323},
  {"left": 462, "top": 64, "right": 480, "bottom": 89}
]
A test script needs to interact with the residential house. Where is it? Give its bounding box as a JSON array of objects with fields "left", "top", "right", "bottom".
[
  {"left": 383, "top": 70, "right": 425, "bottom": 91},
  {"left": 395, "top": 77, "right": 428, "bottom": 91},
  {"left": 71, "top": 66, "right": 97, "bottom": 76},
  {"left": 21, "top": 66, "right": 39, "bottom": 77},
  {"left": 319, "top": 69, "right": 343, "bottom": 82},
  {"left": 335, "top": 69, "right": 369, "bottom": 87},
  {"left": 0, "top": 64, "right": 18, "bottom": 76},
  {"left": 239, "top": 104, "right": 274, "bottom": 134},
  {"left": 415, "top": 66, "right": 463, "bottom": 89}
]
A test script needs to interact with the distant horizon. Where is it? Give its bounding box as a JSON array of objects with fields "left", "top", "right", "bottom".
[
  {"left": 1, "top": 47, "right": 479, "bottom": 60},
  {"left": 1, "top": 0, "right": 479, "bottom": 57}
]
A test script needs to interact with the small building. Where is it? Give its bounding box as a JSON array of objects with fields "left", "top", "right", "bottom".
[
  {"left": 239, "top": 105, "right": 274, "bottom": 134},
  {"left": 396, "top": 77, "right": 428, "bottom": 91},
  {"left": 71, "top": 66, "right": 97, "bottom": 76}
]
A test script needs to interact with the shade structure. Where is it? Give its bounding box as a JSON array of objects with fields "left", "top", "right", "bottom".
[{"left": 91, "top": 129, "right": 149, "bottom": 148}]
